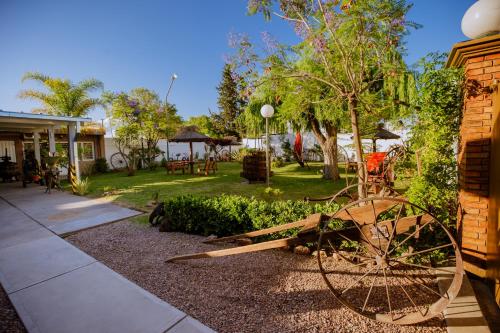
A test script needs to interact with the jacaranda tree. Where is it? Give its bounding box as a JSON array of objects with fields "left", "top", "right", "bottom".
[{"left": 243, "top": 0, "right": 418, "bottom": 195}]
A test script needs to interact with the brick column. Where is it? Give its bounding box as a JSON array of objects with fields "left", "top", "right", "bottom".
[{"left": 448, "top": 35, "right": 500, "bottom": 280}]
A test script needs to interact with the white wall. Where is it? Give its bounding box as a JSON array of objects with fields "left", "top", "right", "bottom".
[
  {"left": 104, "top": 128, "right": 407, "bottom": 168},
  {"left": 241, "top": 129, "right": 407, "bottom": 160},
  {"left": 105, "top": 138, "right": 213, "bottom": 168}
]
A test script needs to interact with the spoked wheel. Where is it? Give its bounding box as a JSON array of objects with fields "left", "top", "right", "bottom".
[
  {"left": 149, "top": 203, "right": 165, "bottom": 226},
  {"left": 317, "top": 197, "right": 463, "bottom": 325},
  {"left": 327, "top": 182, "right": 401, "bottom": 205},
  {"left": 110, "top": 152, "right": 127, "bottom": 170}
]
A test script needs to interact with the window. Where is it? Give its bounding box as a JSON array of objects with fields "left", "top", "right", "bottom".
[
  {"left": 78, "top": 142, "right": 95, "bottom": 161},
  {"left": 0, "top": 141, "right": 16, "bottom": 162}
]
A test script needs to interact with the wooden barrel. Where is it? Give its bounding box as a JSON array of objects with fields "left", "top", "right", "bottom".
[{"left": 240, "top": 151, "right": 269, "bottom": 182}]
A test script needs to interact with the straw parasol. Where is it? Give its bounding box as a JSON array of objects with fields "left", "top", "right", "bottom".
[
  {"left": 206, "top": 136, "right": 240, "bottom": 161},
  {"left": 170, "top": 126, "right": 211, "bottom": 174},
  {"left": 367, "top": 124, "right": 400, "bottom": 152}
]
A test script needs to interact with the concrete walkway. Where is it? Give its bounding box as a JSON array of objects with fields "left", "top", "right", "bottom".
[{"left": 0, "top": 184, "right": 215, "bottom": 333}]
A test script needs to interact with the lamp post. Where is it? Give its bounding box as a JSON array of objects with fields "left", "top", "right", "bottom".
[
  {"left": 165, "top": 73, "right": 178, "bottom": 103},
  {"left": 260, "top": 104, "right": 274, "bottom": 187},
  {"left": 164, "top": 73, "right": 178, "bottom": 162}
]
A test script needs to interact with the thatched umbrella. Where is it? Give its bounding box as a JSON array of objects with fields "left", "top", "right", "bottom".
[
  {"left": 207, "top": 136, "right": 240, "bottom": 161},
  {"left": 170, "top": 126, "right": 211, "bottom": 174},
  {"left": 368, "top": 124, "right": 400, "bottom": 152}
]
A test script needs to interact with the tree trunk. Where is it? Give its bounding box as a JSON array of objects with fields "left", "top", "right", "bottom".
[
  {"left": 349, "top": 96, "right": 366, "bottom": 198},
  {"left": 308, "top": 114, "right": 340, "bottom": 181},
  {"left": 320, "top": 135, "right": 340, "bottom": 180}
]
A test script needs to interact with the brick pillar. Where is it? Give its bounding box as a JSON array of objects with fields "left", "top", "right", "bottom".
[{"left": 448, "top": 35, "right": 500, "bottom": 283}]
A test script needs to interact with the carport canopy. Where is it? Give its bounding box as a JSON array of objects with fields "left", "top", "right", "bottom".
[{"left": 0, "top": 109, "right": 91, "bottom": 180}]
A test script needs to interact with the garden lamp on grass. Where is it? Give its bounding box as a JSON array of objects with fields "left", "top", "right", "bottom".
[
  {"left": 260, "top": 104, "right": 274, "bottom": 187},
  {"left": 164, "top": 73, "right": 178, "bottom": 162}
]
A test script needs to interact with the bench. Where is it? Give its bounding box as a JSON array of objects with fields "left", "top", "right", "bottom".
[{"left": 166, "top": 161, "right": 189, "bottom": 174}]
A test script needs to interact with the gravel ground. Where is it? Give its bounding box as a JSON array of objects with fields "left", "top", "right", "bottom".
[
  {"left": 0, "top": 285, "right": 26, "bottom": 333},
  {"left": 67, "top": 220, "right": 446, "bottom": 333}
]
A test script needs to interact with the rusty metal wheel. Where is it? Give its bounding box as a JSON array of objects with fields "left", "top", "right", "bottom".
[
  {"left": 328, "top": 181, "right": 400, "bottom": 205},
  {"left": 317, "top": 197, "right": 463, "bottom": 325},
  {"left": 305, "top": 181, "right": 399, "bottom": 205}
]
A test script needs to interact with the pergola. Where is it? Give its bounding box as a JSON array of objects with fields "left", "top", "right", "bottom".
[
  {"left": 0, "top": 110, "right": 90, "bottom": 181},
  {"left": 170, "top": 126, "right": 211, "bottom": 174}
]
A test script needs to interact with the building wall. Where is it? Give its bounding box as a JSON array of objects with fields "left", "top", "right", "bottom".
[
  {"left": 449, "top": 37, "right": 500, "bottom": 302},
  {"left": 489, "top": 87, "right": 500, "bottom": 305}
]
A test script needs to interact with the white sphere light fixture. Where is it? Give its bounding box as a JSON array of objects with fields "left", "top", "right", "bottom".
[
  {"left": 260, "top": 104, "right": 274, "bottom": 118},
  {"left": 462, "top": 0, "right": 500, "bottom": 39}
]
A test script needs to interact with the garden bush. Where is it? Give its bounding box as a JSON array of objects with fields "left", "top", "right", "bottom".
[
  {"left": 272, "top": 156, "right": 285, "bottom": 168},
  {"left": 93, "top": 158, "right": 109, "bottom": 173},
  {"left": 162, "top": 194, "right": 338, "bottom": 239},
  {"left": 406, "top": 53, "right": 464, "bottom": 227}
]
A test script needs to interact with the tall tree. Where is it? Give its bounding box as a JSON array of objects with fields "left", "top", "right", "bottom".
[
  {"left": 211, "top": 64, "right": 245, "bottom": 138},
  {"left": 185, "top": 115, "right": 218, "bottom": 137},
  {"left": 105, "top": 88, "right": 182, "bottom": 174},
  {"left": 18, "top": 72, "right": 103, "bottom": 117},
  {"left": 246, "top": 0, "right": 417, "bottom": 196}
]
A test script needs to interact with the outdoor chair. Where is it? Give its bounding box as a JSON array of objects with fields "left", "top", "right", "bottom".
[{"left": 197, "top": 158, "right": 217, "bottom": 176}]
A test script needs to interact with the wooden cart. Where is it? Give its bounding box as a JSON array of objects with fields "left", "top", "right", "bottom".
[{"left": 160, "top": 183, "right": 463, "bottom": 325}]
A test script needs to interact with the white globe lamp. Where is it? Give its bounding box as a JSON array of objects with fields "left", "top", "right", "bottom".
[
  {"left": 462, "top": 0, "right": 500, "bottom": 39},
  {"left": 260, "top": 104, "right": 274, "bottom": 118}
]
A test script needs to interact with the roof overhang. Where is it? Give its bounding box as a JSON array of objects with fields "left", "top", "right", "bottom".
[
  {"left": 0, "top": 110, "right": 91, "bottom": 133},
  {"left": 447, "top": 34, "right": 500, "bottom": 68}
]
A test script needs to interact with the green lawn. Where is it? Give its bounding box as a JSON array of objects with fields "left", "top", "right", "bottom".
[{"left": 84, "top": 162, "right": 355, "bottom": 209}]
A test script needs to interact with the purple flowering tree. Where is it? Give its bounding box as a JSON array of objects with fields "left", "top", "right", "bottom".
[
  {"left": 105, "top": 88, "right": 181, "bottom": 175},
  {"left": 244, "top": 0, "right": 418, "bottom": 196}
]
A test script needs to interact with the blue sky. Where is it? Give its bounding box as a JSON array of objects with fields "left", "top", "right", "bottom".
[{"left": 0, "top": 0, "right": 474, "bottom": 122}]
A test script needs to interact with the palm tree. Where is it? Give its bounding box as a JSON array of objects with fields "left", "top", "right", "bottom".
[{"left": 18, "top": 72, "right": 104, "bottom": 117}]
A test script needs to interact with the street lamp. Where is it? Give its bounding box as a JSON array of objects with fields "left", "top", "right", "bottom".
[
  {"left": 260, "top": 104, "right": 274, "bottom": 187},
  {"left": 164, "top": 73, "right": 178, "bottom": 162},
  {"left": 165, "top": 73, "right": 178, "bottom": 103}
]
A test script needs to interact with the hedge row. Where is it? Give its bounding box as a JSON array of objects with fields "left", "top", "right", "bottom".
[{"left": 162, "top": 195, "right": 339, "bottom": 238}]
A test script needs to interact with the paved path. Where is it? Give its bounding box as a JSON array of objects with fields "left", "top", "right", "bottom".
[
  {"left": 0, "top": 184, "right": 215, "bottom": 333},
  {"left": 0, "top": 183, "right": 141, "bottom": 235}
]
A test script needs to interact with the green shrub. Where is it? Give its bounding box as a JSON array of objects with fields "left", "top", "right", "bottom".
[
  {"left": 264, "top": 187, "right": 283, "bottom": 197},
  {"left": 74, "top": 177, "right": 90, "bottom": 196},
  {"left": 162, "top": 194, "right": 338, "bottom": 238},
  {"left": 160, "top": 156, "right": 168, "bottom": 167},
  {"left": 93, "top": 158, "right": 109, "bottom": 173},
  {"left": 272, "top": 157, "right": 285, "bottom": 168},
  {"left": 233, "top": 147, "right": 259, "bottom": 162},
  {"left": 406, "top": 53, "right": 464, "bottom": 227},
  {"left": 281, "top": 139, "right": 293, "bottom": 162}
]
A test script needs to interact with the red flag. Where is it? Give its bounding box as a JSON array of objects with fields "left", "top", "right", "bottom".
[{"left": 294, "top": 132, "right": 302, "bottom": 160}]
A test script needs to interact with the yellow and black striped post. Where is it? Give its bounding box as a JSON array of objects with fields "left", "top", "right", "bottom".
[{"left": 68, "top": 164, "right": 78, "bottom": 194}]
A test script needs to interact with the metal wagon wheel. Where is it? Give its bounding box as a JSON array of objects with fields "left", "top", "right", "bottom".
[
  {"left": 317, "top": 196, "right": 463, "bottom": 325},
  {"left": 149, "top": 202, "right": 165, "bottom": 226},
  {"left": 305, "top": 181, "right": 400, "bottom": 206},
  {"left": 110, "top": 152, "right": 127, "bottom": 170},
  {"left": 329, "top": 182, "right": 401, "bottom": 205}
]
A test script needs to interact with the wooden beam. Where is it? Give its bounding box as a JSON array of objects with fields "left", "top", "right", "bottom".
[
  {"left": 334, "top": 199, "right": 398, "bottom": 225},
  {"left": 166, "top": 237, "right": 302, "bottom": 262},
  {"left": 203, "top": 213, "right": 323, "bottom": 244}
]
